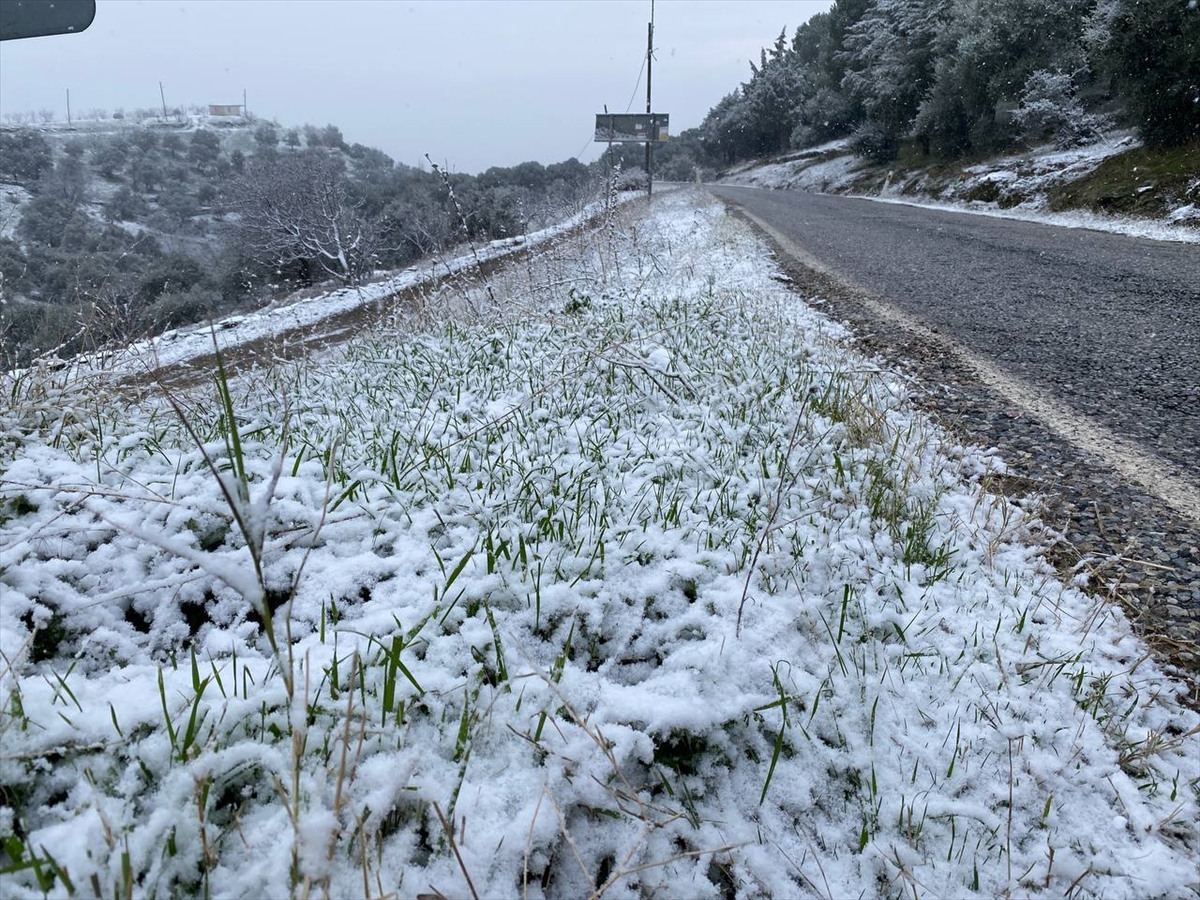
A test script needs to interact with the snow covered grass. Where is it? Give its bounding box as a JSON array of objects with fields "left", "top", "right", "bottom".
[
  {"left": 58, "top": 191, "right": 647, "bottom": 379},
  {"left": 1, "top": 190, "right": 1197, "bottom": 899}
]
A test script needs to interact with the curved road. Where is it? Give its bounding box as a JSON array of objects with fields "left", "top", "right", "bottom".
[{"left": 710, "top": 186, "right": 1200, "bottom": 676}]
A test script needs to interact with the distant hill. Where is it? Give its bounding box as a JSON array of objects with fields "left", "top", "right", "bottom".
[{"left": 0, "top": 110, "right": 601, "bottom": 366}]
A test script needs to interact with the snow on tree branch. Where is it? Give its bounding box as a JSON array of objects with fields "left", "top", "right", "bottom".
[{"left": 228, "top": 150, "right": 378, "bottom": 285}]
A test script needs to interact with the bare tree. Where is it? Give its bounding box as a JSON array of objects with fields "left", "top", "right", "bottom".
[
  {"left": 228, "top": 152, "right": 378, "bottom": 285},
  {"left": 380, "top": 192, "right": 451, "bottom": 260}
]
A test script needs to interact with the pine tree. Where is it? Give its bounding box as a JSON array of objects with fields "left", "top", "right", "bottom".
[{"left": 1100, "top": 0, "right": 1200, "bottom": 146}]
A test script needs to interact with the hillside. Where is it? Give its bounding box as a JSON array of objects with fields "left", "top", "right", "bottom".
[
  {"left": 654, "top": 0, "right": 1200, "bottom": 238},
  {"left": 0, "top": 112, "right": 601, "bottom": 368}
]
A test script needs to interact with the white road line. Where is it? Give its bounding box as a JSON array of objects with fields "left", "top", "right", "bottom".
[{"left": 735, "top": 205, "right": 1200, "bottom": 530}]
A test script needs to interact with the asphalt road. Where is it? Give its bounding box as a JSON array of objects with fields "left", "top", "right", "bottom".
[{"left": 709, "top": 187, "right": 1200, "bottom": 486}]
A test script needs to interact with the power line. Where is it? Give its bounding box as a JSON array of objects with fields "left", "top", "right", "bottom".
[
  {"left": 572, "top": 131, "right": 594, "bottom": 162},
  {"left": 582, "top": 5, "right": 654, "bottom": 163},
  {"left": 624, "top": 53, "right": 647, "bottom": 114}
]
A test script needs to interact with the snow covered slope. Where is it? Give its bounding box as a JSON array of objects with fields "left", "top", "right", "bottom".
[
  {"left": 1, "top": 190, "right": 1195, "bottom": 899},
  {"left": 722, "top": 135, "right": 1200, "bottom": 243}
]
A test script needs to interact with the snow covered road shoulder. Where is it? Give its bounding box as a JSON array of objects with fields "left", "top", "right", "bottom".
[
  {"left": 62, "top": 190, "right": 649, "bottom": 380},
  {"left": 860, "top": 193, "right": 1200, "bottom": 243},
  {"left": 1, "top": 190, "right": 1196, "bottom": 899},
  {"left": 720, "top": 135, "right": 1200, "bottom": 244}
]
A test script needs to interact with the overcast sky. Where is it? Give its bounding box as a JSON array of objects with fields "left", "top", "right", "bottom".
[{"left": 0, "top": 0, "right": 833, "bottom": 173}]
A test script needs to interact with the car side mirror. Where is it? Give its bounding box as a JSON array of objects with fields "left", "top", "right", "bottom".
[{"left": 1, "top": 0, "right": 96, "bottom": 42}]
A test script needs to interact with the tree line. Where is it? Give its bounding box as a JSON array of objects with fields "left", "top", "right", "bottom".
[
  {"left": 0, "top": 120, "right": 600, "bottom": 365},
  {"left": 695, "top": 0, "right": 1198, "bottom": 165}
]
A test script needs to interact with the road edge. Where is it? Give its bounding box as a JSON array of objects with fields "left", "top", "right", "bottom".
[{"left": 727, "top": 199, "right": 1200, "bottom": 531}]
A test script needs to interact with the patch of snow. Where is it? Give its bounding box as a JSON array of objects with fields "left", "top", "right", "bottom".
[
  {"left": 723, "top": 153, "right": 863, "bottom": 192},
  {"left": 801, "top": 136, "right": 854, "bottom": 155},
  {"left": 644, "top": 345, "right": 671, "bottom": 370},
  {"left": 965, "top": 132, "right": 1138, "bottom": 176},
  {"left": 861, "top": 194, "right": 1200, "bottom": 243},
  {"left": 1168, "top": 203, "right": 1200, "bottom": 224},
  {"left": 0, "top": 184, "right": 30, "bottom": 239},
  {"left": 937, "top": 133, "right": 1145, "bottom": 210}
]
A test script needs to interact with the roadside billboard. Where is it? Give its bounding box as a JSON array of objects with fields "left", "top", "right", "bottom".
[{"left": 594, "top": 113, "right": 669, "bottom": 143}]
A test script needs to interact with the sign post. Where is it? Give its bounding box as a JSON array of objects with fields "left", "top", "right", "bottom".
[
  {"left": 593, "top": 114, "right": 669, "bottom": 197},
  {"left": 593, "top": 2, "right": 666, "bottom": 197}
]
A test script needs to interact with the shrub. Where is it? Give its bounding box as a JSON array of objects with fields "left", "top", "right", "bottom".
[
  {"left": 144, "top": 283, "right": 221, "bottom": 330},
  {"left": 1012, "top": 70, "right": 1109, "bottom": 148},
  {"left": 849, "top": 120, "right": 898, "bottom": 162},
  {"left": 614, "top": 166, "right": 649, "bottom": 191},
  {"left": 104, "top": 186, "right": 147, "bottom": 222},
  {"left": 0, "top": 129, "right": 53, "bottom": 182}
]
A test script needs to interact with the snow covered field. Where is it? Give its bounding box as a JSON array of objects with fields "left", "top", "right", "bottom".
[{"left": 1, "top": 190, "right": 1196, "bottom": 899}]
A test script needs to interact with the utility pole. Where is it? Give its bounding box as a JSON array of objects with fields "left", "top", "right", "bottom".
[
  {"left": 590, "top": 0, "right": 667, "bottom": 195},
  {"left": 65, "top": 88, "right": 71, "bottom": 125},
  {"left": 159, "top": 81, "right": 168, "bottom": 119},
  {"left": 243, "top": 88, "right": 248, "bottom": 118},
  {"left": 644, "top": 0, "right": 654, "bottom": 196}
]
